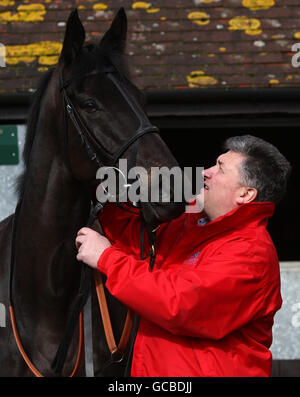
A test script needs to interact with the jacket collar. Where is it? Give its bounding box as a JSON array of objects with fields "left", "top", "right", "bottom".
[{"left": 186, "top": 201, "right": 275, "bottom": 241}]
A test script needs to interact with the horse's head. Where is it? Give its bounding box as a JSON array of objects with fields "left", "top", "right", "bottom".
[{"left": 54, "top": 8, "right": 186, "bottom": 229}]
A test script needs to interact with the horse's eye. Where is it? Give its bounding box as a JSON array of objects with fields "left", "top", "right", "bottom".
[{"left": 82, "top": 99, "right": 99, "bottom": 113}]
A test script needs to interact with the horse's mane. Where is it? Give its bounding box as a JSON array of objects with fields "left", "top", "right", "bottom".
[{"left": 16, "top": 68, "right": 54, "bottom": 200}]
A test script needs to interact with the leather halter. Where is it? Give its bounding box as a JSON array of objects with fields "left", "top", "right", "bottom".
[
  {"left": 59, "top": 69, "right": 160, "bottom": 169},
  {"left": 9, "top": 66, "right": 159, "bottom": 377}
]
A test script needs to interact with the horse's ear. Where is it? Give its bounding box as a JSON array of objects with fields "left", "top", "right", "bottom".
[
  {"left": 100, "top": 7, "right": 127, "bottom": 54},
  {"left": 59, "top": 9, "right": 85, "bottom": 66}
]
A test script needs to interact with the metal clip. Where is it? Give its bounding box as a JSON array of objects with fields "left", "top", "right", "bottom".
[
  {"left": 66, "top": 104, "right": 73, "bottom": 115},
  {"left": 151, "top": 244, "right": 155, "bottom": 256}
]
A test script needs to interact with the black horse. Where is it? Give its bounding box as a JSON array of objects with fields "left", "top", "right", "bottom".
[{"left": 0, "top": 8, "right": 185, "bottom": 376}]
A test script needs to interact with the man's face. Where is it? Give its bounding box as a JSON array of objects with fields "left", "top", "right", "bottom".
[{"left": 198, "top": 150, "right": 247, "bottom": 221}]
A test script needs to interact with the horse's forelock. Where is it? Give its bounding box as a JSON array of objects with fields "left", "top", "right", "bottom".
[{"left": 70, "top": 42, "right": 130, "bottom": 81}]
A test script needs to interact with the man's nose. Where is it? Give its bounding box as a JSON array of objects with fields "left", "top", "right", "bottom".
[{"left": 203, "top": 166, "right": 214, "bottom": 179}]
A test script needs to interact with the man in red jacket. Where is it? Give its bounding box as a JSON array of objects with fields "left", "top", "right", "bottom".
[{"left": 76, "top": 135, "right": 291, "bottom": 377}]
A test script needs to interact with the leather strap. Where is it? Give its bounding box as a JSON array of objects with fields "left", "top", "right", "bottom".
[
  {"left": 9, "top": 306, "right": 83, "bottom": 377},
  {"left": 93, "top": 269, "right": 134, "bottom": 360},
  {"left": 9, "top": 269, "right": 133, "bottom": 376},
  {"left": 9, "top": 202, "right": 134, "bottom": 376}
]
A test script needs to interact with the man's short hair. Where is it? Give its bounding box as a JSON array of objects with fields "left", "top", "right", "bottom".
[{"left": 223, "top": 135, "right": 291, "bottom": 203}]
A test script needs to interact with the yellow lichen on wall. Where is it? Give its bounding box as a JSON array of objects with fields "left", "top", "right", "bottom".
[
  {"left": 23, "top": 0, "right": 52, "bottom": 2},
  {"left": 187, "top": 11, "right": 210, "bottom": 26},
  {"left": 0, "top": 3, "right": 46, "bottom": 23},
  {"left": 228, "top": 16, "right": 262, "bottom": 35},
  {"left": 146, "top": 8, "right": 160, "bottom": 13},
  {"left": 93, "top": 3, "right": 108, "bottom": 11},
  {"left": 38, "top": 55, "right": 59, "bottom": 65},
  {"left": 0, "top": 43, "right": 5, "bottom": 58},
  {"left": 5, "top": 41, "right": 62, "bottom": 65},
  {"left": 131, "top": 2, "right": 159, "bottom": 13},
  {"left": 269, "top": 79, "right": 279, "bottom": 84},
  {"left": 0, "top": 0, "right": 15, "bottom": 6},
  {"left": 242, "top": 0, "right": 275, "bottom": 11},
  {"left": 132, "top": 2, "right": 151, "bottom": 10},
  {"left": 187, "top": 71, "right": 217, "bottom": 87}
]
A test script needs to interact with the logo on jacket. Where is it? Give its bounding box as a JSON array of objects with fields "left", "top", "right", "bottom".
[{"left": 185, "top": 251, "right": 200, "bottom": 265}]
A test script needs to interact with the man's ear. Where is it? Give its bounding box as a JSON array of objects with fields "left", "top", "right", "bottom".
[
  {"left": 236, "top": 187, "right": 258, "bottom": 205},
  {"left": 59, "top": 8, "right": 85, "bottom": 66},
  {"left": 99, "top": 7, "right": 127, "bottom": 55}
]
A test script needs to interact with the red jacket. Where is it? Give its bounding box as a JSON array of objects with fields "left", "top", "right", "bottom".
[{"left": 98, "top": 201, "right": 282, "bottom": 377}]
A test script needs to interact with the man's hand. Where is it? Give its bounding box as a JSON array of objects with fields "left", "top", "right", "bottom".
[{"left": 75, "top": 227, "right": 111, "bottom": 269}]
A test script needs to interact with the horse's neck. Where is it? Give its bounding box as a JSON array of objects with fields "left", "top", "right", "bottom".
[{"left": 14, "top": 102, "right": 90, "bottom": 309}]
